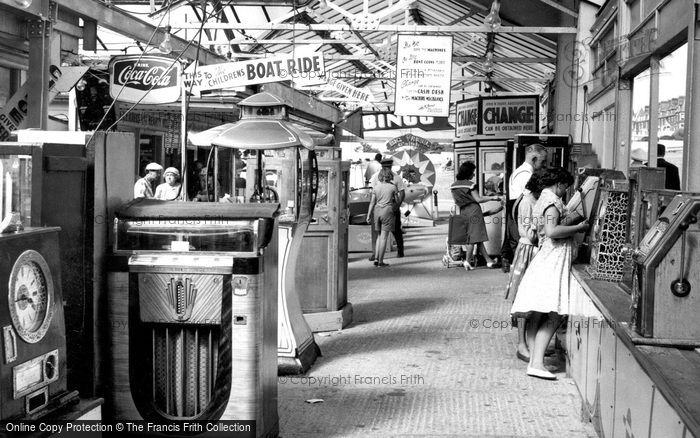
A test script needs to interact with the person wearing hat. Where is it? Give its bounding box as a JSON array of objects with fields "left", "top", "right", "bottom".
[
  {"left": 368, "top": 156, "right": 406, "bottom": 259},
  {"left": 154, "top": 167, "right": 182, "bottom": 201},
  {"left": 134, "top": 162, "right": 163, "bottom": 199},
  {"left": 630, "top": 148, "right": 647, "bottom": 167}
]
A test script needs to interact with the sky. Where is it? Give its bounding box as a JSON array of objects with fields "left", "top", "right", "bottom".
[{"left": 632, "top": 43, "right": 688, "bottom": 112}]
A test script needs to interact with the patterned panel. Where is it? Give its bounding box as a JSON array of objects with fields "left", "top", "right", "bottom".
[
  {"left": 138, "top": 273, "right": 222, "bottom": 324},
  {"left": 587, "top": 190, "right": 629, "bottom": 281}
]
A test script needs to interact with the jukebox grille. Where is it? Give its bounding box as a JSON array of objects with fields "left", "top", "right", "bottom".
[{"left": 151, "top": 326, "right": 218, "bottom": 418}]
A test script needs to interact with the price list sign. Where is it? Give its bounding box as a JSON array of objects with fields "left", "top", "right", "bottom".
[{"left": 394, "top": 35, "right": 453, "bottom": 117}]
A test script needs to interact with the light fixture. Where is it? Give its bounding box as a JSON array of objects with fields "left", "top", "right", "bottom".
[
  {"left": 483, "top": 0, "right": 501, "bottom": 31},
  {"left": 318, "top": 0, "right": 327, "bottom": 9},
  {"left": 13, "top": 0, "right": 32, "bottom": 7},
  {"left": 482, "top": 51, "right": 494, "bottom": 73},
  {"left": 75, "top": 78, "right": 87, "bottom": 92},
  {"left": 159, "top": 25, "right": 173, "bottom": 54}
]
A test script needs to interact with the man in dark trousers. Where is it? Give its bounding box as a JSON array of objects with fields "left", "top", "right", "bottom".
[{"left": 657, "top": 144, "right": 681, "bottom": 190}]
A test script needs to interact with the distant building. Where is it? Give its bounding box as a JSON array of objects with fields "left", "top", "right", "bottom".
[{"left": 632, "top": 96, "right": 685, "bottom": 140}]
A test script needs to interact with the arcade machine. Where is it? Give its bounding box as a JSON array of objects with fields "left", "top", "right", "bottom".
[
  {"left": 631, "top": 195, "right": 700, "bottom": 346},
  {"left": 302, "top": 145, "right": 352, "bottom": 332},
  {"left": 107, "top": 200, "right": 279, "bottom": 435},
  {"left": 453, "top": 138, "right": 508, "bottom": 256},
  {"left": 0, "top": 147, "right": 102, "bottom": 422},
  {"left": 198, "top": 92, "right": 321, "bottom": 374}
]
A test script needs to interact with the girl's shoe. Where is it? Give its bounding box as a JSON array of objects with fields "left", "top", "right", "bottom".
[
  {"left": 526, "top": 366, "right": 557, "bottom": 380},
  {"left": 486, "top": 257, "right": 501, "bottom": 269},
  {"left": 463, "top": 260, "right": 475, "bottom": 271}
]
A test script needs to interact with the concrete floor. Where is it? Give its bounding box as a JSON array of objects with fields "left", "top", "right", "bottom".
[{"left": 279, "top": 224, "right": 597, "bottom": 437}]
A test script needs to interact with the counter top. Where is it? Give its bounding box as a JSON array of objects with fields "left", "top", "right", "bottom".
[{"left": 571, "top": 265, "right": 700, "bottom": 436}]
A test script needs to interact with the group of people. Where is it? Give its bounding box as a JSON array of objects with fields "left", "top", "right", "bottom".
[
  {"left": 451, "top": 144, "right": 590, "bottom": 380},
  {"left": 133, "top": 162, "right": 182, "bottom": 201},
  {"left": 365, "top": 154, "right": 406, "bottom": 267}
]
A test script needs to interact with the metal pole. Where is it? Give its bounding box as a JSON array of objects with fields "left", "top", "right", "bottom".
[{"left": 180, "top": 70, "right": 188, "bottom": 201}]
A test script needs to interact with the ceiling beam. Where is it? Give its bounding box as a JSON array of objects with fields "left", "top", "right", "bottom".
[
  {"left": 534, "top": 0, "right": 578, "bottom": 18},
  {"left": 171, "top": 22, "right": 578, "bottom": 34},
  {"left": 54, "top": 0, "right": 225, "bottom": 64},
  {"left": 454, "top": 56, "right": 556, "bottom": 63}
]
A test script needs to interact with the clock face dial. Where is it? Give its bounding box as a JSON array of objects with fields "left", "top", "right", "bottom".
[{"left": 8, "top": 250, "right": 54, "bottom": 343}]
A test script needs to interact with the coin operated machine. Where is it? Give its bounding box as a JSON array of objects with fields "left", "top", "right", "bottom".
[
  {"left": 0, "top": 150, "right": 78, "bottom": 421},
  {"left": 210, "top": 92, "right": 321, "bottom": 374},
  {"left": 631, "top": 195, "right": 700, "bottom": 346},
  {"left": 108, "top": 200, "right": 280, "bottom": 437},
  {"left": 302, "top": 145, "right": 352, "bottom": 332}
]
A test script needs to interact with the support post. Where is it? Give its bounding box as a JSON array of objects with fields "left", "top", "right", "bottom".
[
  {"left": 684, "top": 2, "right": 700, "bottom": 191},
  {"left": 26, "top": 19, "right": 51, "bottom": 129}
]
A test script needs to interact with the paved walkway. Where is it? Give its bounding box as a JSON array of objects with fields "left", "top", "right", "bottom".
[{"left": 279, "top": 224, "right": 597, "bottom": 437}]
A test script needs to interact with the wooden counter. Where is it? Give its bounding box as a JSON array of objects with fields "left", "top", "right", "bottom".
[{"left": 569, "top": 265, "right": 700, "bottom": 438}]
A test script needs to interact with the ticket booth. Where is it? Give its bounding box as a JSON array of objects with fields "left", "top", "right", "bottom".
[
  {"left": 453, "top": 96, "right": 541, "bottom": 256},
  {"left": 302, "top": 146, "right": 352, "bottom": 332},
  {"left": 107, "top": 200, "right": 279, "bottom": 436},
  {"left": 452, "top": 137, "right": 508, "bottom": 256},
  {"left": 200, "top": 92, "right": 321, "bottom": 374}
]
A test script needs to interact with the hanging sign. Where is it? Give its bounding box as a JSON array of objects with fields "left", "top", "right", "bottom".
[
  {"left": 109, "top": 55, "right": 181, "bottom": 104},
  {"left": 481, "top": 96, "right": 538, "bottom": 136},
  {"left": 454, "top": 99, "right": 479, "bottom": 138},
  {"left": 363, "top": 112, "right": 453, "bottom": 132},
  {"left": 183, "top": 52, "right": 325, "bottom": 95},
  {"left": 325, "top": 77, "right": 374, "bottom": 102},
  {"left": 394, "top": 34, "right": 453, "bottom": 117},
  {"left": 0, "top": 66, "right": 88, "bottom": 141},
  {"left": 386, "top": 133, "right": 434, "bottom": 151},
  {"left": 454, "top": 95, "right": 539, "bottom": 138}
]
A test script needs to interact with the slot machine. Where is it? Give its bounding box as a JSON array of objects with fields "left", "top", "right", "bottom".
[
  {"left": 508, "top": 134, "right": 572, "bottom": 173},
  {"left": 0, "top": 228, "right": 76, "bottom": 420},
  {"left": 631, "top": 195, "right": 700, "bottom": 346},
  {"left": 566, "top": 168, "right": 626, "bottom": 265},
  {"left": 107, "top": 201, "right": 279, "bottom": 436},
  {"left": 205, "top": 92, "right": 320, "bottom": 375},
  {"left": 585, "top": 178, "right": 630, "bottom": 281}
]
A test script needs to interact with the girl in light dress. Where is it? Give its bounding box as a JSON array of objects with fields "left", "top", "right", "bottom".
[
  {"left": 510, "top": 167, "right": 589, "bottom": 380},
  {"left": 504, "top": 169, "right": 545, "bottom": 362}
]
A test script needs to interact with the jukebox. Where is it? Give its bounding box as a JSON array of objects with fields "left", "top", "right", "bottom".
[
  {"left": 107, "top": 200, "right": 279, "bottom": 436},
  {"left": 196, "top": 92, "right": 321, "bottom": 374},
  {"left": 631, "top": 195, "right": 700, "bottom": 346}
]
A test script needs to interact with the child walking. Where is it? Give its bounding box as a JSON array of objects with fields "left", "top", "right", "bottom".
[{"left": 510, "top": 167, "right": 588, "bottom": 380}]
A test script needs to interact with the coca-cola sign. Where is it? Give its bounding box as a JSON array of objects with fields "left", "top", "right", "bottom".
[{"left": 109, "top": 55, "right": 181, "bottom": 104}]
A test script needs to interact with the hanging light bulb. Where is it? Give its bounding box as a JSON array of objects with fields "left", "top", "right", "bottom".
[
  {"left": 483, "top": 0, "right": 502, "bottom": 31},
  {"left": 482, "top": 51, "right": 494, "bottom": 73},
  {"left": 318, "top": 0, "right": 328, "bottom": 9},
  {"left": 13, "top": 0, "right": 32, "bottom": 7},
  {"left": 75, "top": 78, "right": 87, "bottom": 92},
  {"left": 159, "top": 25, "right": 173, "bottom": 54}
]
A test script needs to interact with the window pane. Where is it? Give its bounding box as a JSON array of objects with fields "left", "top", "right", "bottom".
[
  {"left": 657, "top": 43, "right": 687, "bottom": 186},
  {"left": 631, "top": 68, "right": 650, "bottom": 165},
  {"left": 630, "top": 0, "right": 641, "bottom": 29}
]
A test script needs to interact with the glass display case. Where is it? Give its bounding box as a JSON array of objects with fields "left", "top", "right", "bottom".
[
  {"left": 0, "top": 153, "right": 34, "bottom": 226},
  {"left": 115, "top": 219, "right": 258, "bottom": 253}
]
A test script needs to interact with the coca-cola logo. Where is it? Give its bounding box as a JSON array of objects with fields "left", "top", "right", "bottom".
[{"left": 112, "top": 58, "right": 177, "bottom": 91}]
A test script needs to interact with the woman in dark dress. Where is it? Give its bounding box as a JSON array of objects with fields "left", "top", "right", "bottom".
[{"left": 451, "top": 162, "right": 503, "bottom": 270}]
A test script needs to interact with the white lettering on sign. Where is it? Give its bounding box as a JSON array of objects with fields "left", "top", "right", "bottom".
[
  {"left": 116, "top": 65, "right": 173, "bottom": 88},
  {"left": 109, "top": 55, "right": 181, "bottom": 104}
]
